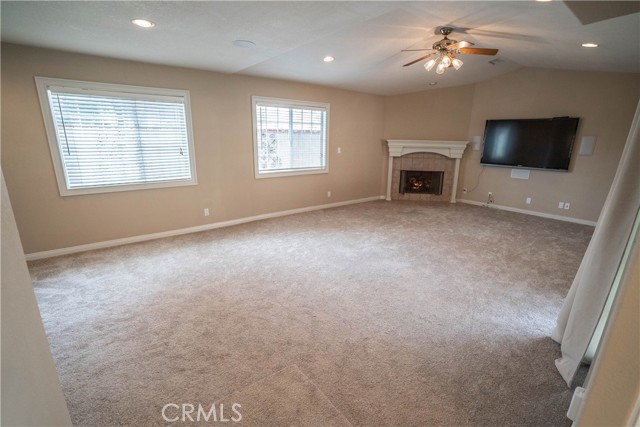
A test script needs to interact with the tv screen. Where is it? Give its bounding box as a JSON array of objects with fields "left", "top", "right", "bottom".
[{"left": 480, "top": 117, "right": 579, "bottom": 171}]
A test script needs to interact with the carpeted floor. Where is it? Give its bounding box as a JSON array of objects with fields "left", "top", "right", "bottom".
[{"left": 29, "top": 201, "right": 593, "bottom": 427}]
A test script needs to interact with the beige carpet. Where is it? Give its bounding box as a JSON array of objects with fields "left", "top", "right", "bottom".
[
  {"left": 220, "top": 364, "right": 352, "bottom": 426},
  {"left": 29, "top": 201, "right": 593, "bottom": 426}
]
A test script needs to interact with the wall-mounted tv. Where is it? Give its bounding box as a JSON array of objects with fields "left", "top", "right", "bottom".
[{"left": 480, "top": 117, "right": 579, "bottom": 171}]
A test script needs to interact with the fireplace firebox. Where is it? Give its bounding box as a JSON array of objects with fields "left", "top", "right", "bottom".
[{"left": 399, "top": 170, "right": 444, "bottom": 195}]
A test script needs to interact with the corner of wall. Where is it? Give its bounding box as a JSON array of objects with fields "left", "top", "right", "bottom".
[{"left": 1, "top": 170, "right": 72, "bottom": 426}]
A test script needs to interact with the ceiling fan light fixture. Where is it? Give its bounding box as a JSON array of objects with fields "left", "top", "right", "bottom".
[
  {"left": 402, "top": 25, "right": 498, "bottom": 74},
  {"left": 424, "top": 58, "right": 437, "bottom": 71}
]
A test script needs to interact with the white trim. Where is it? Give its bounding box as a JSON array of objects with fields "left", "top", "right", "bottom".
[
  {"left": 24, "top": 195, "right": 385, "bottom": 261},
  {"left": 567, "top": 387, "right": 586, "bottom": 421},
  {"left": 628, "top": 396, "right": 640, "bottom": 427},
  {"left": 386, "top": 140, "right": 468, "bottom": 158},
  {"left": 34, "top": 76, "right": 198, "bottom": 196},
  {"left": 252, "top": 96, "right": 329, "bottom": 179},
  {"left": 457, "top": 198, "right": 597, "bottom": 226}
]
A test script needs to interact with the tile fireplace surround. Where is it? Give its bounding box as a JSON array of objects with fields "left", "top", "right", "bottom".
[{"left": 386, "top": 140, "right": 469, "bottom": 203}]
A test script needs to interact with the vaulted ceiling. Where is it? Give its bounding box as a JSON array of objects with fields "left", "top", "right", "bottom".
[{"left": 2, "top": 1, "right": 639, "bottom": 95}]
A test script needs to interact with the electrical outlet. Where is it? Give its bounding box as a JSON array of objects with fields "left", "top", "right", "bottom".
[
  {"left": 463, "top": 188, "right": 468, "bottom": 194},
  {"left": 327, "top": 191, "right": 332, "bottom": 198},
  {"left": 526, "top": 197, "right": 532, "bottom": 204},
  {"left": 564, "top": 202, "right": 570, "bottom": 210},
  {"left": 487, "top": 192, "right": 494, "bottom": 204},
  {"left": 204, "top": 208, "right": 210, "bottom": 216},
  {"left": 558, "top": 202, "right": 565, "bottom": 209},
  {"left": 337, "top": 147, "right": 342, "bottom": 154}
]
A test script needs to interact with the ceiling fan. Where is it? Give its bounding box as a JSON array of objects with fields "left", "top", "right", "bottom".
[{"left": 402, "top": 26, "right": 499, "bottom": 74}]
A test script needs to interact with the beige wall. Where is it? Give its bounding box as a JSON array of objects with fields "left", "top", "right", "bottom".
[
  {"left": 385, "top": 68, "right": 639, "bottom": 223},
  {"left": 1, "top": 43, "right": 386, "bottom": 254},
  {"left": 383, "top": 84, "right": 475, "bottom": 141},
  {"left": 3, "top": 43, "right": 639, "bottom": 253},
  {"left": 462, "top": 68, "right": 638, "bottom": 222},
  {"left": 1, "top": 171, "right": 72, "bottom": 426}
]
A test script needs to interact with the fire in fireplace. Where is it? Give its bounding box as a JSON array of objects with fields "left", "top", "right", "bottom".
[{"left": 399, "top": 170, "right": 444, "bottom": 195}]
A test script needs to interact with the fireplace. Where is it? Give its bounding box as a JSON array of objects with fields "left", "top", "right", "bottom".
[
  {"left": 385, "top": 140, "right": 468, "bottom": 202},
  {"left": 400, "top": 170, "right": 444, "bottom": 195}
]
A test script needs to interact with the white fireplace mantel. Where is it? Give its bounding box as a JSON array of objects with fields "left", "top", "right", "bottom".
[{"left": 385, "top": 140, "right": 469, "bottom": 203}]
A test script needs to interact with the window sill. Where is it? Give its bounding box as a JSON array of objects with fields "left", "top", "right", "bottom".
[
  {"left": 254, "top": 168, "right": 329, "bottom": 179},
  {"left": 57, "top": 178, "right": 198, "bottom": 197}
]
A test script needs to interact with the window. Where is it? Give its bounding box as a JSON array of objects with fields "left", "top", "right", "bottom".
[
  {"left": 252, "top": 96, "right": 329, "bottom": 178},
  {"left": 35, "top": 77, "right": 197, "bottom": 196}
]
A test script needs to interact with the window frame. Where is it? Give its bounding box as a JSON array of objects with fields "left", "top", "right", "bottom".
[
  {"left": 35, "top": 76, "right": 198, "bottom": 196},
  {"left": 251, "top": 96, "right": 330, "bottom": 179}
]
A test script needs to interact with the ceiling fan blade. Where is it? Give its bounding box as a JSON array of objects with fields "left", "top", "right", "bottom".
[
  {"left": 402, "top": 53, "right": 435, "bottom": 67},
  {"left": 401, "top": 48, "right": 433, "bottom": 52},
  {"left": 448, "top": 40, "right": 474, "bottom": 51},
  {"left": 458, "top": 47, "right": 499, "bottom": 56}
]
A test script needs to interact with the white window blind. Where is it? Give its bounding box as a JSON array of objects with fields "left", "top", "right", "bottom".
[
  {"left": 35, "top": 77, "right": 197, "bottom": 196},
  {"left": 252, "top": 96, "right": 329, "bottom": 178}
]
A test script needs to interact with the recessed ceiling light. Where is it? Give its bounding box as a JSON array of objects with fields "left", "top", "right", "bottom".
[
  {"left": 428, "top": 82, "right": 438, "bottom": 86},
  {"left": 581, "top": 43, "right": 599, "bottom": 48},
  {"left": 232, "top": 40, "right": 256, "bottom": 48},
  {"left": 131, "top": 19, "right": 155, "bottom": 28},
  {"left": 323, "top": 56, "right": 335, "bottom": 63}
]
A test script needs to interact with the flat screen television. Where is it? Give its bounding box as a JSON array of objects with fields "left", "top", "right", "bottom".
[{"left": 480, "top": 117, "right": 579, "bottom": 171}]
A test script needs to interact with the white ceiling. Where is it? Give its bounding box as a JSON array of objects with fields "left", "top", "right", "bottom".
[{"left": 2, "top": 1, "right": 639, "bottom": 95}]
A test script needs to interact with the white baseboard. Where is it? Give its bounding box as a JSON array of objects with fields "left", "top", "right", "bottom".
[
  {"left": 25, "top": 195, "right": 386, "bottom": 261},
  {"left": 26, "top": 195, "right": 593, "bottom": 261},
  {"left": 457, "top": 198, "right": 597, "bottom": 227}
]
